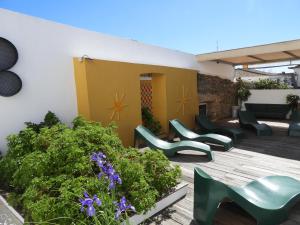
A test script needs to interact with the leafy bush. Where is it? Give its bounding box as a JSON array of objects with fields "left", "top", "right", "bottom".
[
  {"left": 252, "top": 79, "right": 289, "bottom": 89},
  {"left": 142, "top": 107, "right": 162, "bottom": 135},
  {"left": 0, "top": 113, "right": 181, "bottom": 224},
  {"left": 286, "top": 94, "right": 300, "bottom": 111},
  {"left": 236, "top": 78, "right": 251, "bottom": 103},
  {"left": 25, "top": 111, "right": 61, "bottom": 133}
]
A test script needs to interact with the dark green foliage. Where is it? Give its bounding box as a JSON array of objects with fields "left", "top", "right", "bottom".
[
  {"left": 142, "top": 107, "right": 162, "bottom": 135},
  {"left": 24, "top": 111, "right": 61, "bottom": 133},
  {"left": 139, "top": 150, "right": 181, "bottom": 195},
  {"left": 0, "top": 129, "right": 37, "bottom": 189},
  {"left": 0, "top": 113, "right": 181, "bottom": 224},
  {"left": 236, "top": 78, "right": 251, "bottom": 103},
  {"left": 286, "top": 94, "right": 300, "bottom": 111},
  {"left": 252, "top": 79, "right": 289, "bottom": 89}
]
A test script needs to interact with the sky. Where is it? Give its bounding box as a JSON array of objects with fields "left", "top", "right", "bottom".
[{"left": 1, "top": 0, "right": 300, "bottom": 55}]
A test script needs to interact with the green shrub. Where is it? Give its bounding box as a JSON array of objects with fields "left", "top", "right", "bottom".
[
  {"left": 236, "top": 78, "right": 251, "bottom": 103},
  {"left": 286, "top": 94, "right": 300, "bottom": 111},
  {"left": 252, "top": 79, "right": 289, "bottom": 89},
  {"left": 0, "top": 113, "right": 181, "bottom": 224},
  {"left": 25, "top": 111, "right": 61, "bottom": 133},
  {"left": 139, "top": 150, "right": 181, "bottom": 195},
  {"left": 142, "top": 107, "right": 162, "bottom": 135}
]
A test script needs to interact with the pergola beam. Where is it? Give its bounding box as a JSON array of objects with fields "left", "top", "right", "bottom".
[
  {"left": 283, "top": 51, "right": 299, "bottom": 59},
  {"left": 247, "top": 55, "right": 266, "bottom": 62},
  {"left": 196, "top": 39, "right": 300, "bottom": 66}
]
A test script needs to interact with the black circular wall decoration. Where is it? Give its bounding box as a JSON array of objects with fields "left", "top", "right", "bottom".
[
  {"left": 0, "top": 37, "right": 21, "bottom": 97},
  {"left": 0, "top": 37, "right": 18, "bottom": 71},
  {"left": 0, "top": 71, "right": 22, "bottom": 97}
]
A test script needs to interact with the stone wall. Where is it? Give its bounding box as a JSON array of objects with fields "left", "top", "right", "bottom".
[{"left": 198, "top": 74, "right": 237, "bottom": 120}]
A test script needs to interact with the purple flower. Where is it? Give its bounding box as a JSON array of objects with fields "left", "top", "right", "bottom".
[
  {"left": 91, "top": 152, "right": 106, "bottom": 168},
  {"left": 91, "top": 152, "right": 122, "bottom": 190},
  {"left": 115, "top": 196, "right": 135, "bottom": 220},
  {"left": 79, "top": 192, "right": 102, "bottom": 217},
  {"left": 108, "top": 173, "right": 122, "bottom": 190}
]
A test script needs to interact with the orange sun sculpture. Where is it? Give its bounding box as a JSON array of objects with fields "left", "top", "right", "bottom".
[
  {"left": 109, "top": 92, "right": 128, "bottom": 121},
  {"left": 176, "top": 86, "right": 191, "bottom": 115}
]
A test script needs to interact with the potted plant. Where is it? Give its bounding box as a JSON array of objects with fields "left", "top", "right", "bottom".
[
  {"left": 286, "top": 94, "right": 300, "bottom": 112},
  {"left": 232, "top": 78, "right": 251, "bottom": 118}
]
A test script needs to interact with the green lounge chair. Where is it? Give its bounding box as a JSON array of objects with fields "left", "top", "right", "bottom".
[
  {"left": 195, "top": 115, "right": 244, "bottom": 142},
  {"left": 238, "top": 111, "right": 272, "bottom": 136},
  {"left": 169, "top": 119, "right": 233, "bottom": 151},
  {"left": 194, "top": 167, "right": 300, "bottom": 225},
  {"left": 288, "top": 111, "right": 300, "bottom": 137},
  {"left": 134, "top": 125, "right": 213, "bottom": 160}
]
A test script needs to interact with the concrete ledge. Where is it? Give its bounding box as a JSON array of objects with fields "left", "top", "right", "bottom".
[
  {"left": 0, "top": 195, "right": 24, "bottom": 225},
  {"left": 124, "top": 182, "right": 189, "bottom": 225},
  {"left": 0, "top": 182, "right": 188, "bottom": 225}
]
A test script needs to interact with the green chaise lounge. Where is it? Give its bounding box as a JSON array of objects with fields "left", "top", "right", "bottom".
[
  {"left": 134, "top": 125, "right": 213, "bottom": 160},
  {"left": 288, "top": 111, "right": 300, "bottom": 137},
  {"left": 238, "top": 111, "right": 272, "bottom": 136},
  {"left": 169, "top": 119, "right": 233, "bottom": 151},
  {"left": 195, "top": 115, "right": 244, "bottom": 142},
  {"left": 194, "top": 167, "right": 300, "bottom": 225}
]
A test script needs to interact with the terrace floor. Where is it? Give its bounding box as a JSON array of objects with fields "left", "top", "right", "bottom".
[{"left": 149, "top": 119, "right": 300, "bottom": 225}]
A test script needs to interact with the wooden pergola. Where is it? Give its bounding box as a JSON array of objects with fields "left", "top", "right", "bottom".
[{"left": 196, "top": 39, "right": 300, "bottom": 66}]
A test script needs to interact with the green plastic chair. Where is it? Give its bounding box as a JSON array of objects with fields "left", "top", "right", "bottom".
[
  {"left": 288, "top": 111, "right": 300, "bottom": 137},
  {"left": 194, "top": 167, "right": 300, "bottom": 225},
  {"left": 238, "top": 111, "right": 272, "bottom": 136},
  {"left": 195, "top": 115, "right": 244, "bottom": 142},
  {"left": 169, "top": 119, "right": 233, "bottom": 151},
  {"left": 134, "top": 125, "right": 213, "bottom": 160}
]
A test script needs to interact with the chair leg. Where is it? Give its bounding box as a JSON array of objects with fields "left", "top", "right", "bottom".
[
  {"left": 194, "top": 173, "right": 222, "bottom": 225},
  {"left": 255, "top": 210, "right": 288, "bottom": 225},
  {"left": 194, "top": 198, "right": 220, "bottom": 225},
  {"left": 232, "top": 134, "right": 237, "bottom": 143}
]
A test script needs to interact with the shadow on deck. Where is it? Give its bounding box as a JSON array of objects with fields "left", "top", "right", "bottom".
[{"left": 217, "top": 118, "right": 300, "bottom": 161}]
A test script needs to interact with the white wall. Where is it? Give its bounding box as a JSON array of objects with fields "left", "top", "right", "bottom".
[
  {"left": 0, "top": 8, "right": 233, "bottom": 153},
  {"left": 246, "top": 89, "right": 300, "bottom": 104},
  {"left": 196, "top": 61, "right": 235, "bottom": 80}
]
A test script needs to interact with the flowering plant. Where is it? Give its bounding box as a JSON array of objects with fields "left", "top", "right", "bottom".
[
  {"left": 91, "top": 152, "right": 122, "bottom": 190},
  {"left": 80, "top": 152, "right": 135, "bottom": 223},
  {"left": 0, "top": 115, "right": 181, "bottom": 225},
  {"left": 80, "top": 192, "right": 102, "bottom": 217}
]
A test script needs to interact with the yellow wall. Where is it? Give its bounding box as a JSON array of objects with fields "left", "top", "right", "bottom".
[{"left": 73, "top": 58, "right": 198, "bottom": 146}]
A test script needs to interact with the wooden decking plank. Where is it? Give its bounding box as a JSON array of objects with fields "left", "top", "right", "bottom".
[{"left": 148, "top": 123, "right": 300, "bottom": 225}]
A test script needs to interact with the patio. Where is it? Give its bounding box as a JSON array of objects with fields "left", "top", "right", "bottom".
[
  {"left": 149, "top": 119, "right": 300, "bottom": 225},
  {"left": 1, "top": 7, "right": 300, "bottom": 225}
]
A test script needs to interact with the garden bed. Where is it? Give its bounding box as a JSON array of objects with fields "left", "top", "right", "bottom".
[
  {"left": 0, "top": 112, "right": 182, "bottom": 224},
  {"left": 0, "top": 182, "right": 188, "bottom": 225},
  {"left": 126, "top": 182, "right": 188, "bottom": 225}
]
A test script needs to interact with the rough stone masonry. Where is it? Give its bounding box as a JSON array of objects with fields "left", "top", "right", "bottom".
[{"left": 198, "top": 74, "right": 237, "bottom": 120}]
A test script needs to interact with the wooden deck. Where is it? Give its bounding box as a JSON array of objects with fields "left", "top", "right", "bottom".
[{"left": 148, "top": 120, "right": 300, "bottom": 225}]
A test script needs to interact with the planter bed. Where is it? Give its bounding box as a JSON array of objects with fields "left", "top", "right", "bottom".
[
  {"left": 125, "top": 182, "right": 188, "bottom": 225},
  {"left": 0, "top": 195, "right": 23, "bottom": 225},
  {"left": 0, "top": 114, "right": 183, "bottom": 224},
  {"left": 0, "top": 182, "right": 188, "bottom": 225}
]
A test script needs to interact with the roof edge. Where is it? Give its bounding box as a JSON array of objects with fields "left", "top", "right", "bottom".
[{"left": 196, "top": 39, "right": 300, "bottom": 62}]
